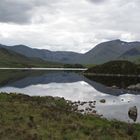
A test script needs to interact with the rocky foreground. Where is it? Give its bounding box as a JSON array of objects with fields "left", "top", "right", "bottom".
[{"left": 0, "top": 93, "right": 140, "bottom": 140}]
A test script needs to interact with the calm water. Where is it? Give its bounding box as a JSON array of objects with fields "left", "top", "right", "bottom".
[{"left": 0, "top": 70, "right": 140, "bottom": 123}]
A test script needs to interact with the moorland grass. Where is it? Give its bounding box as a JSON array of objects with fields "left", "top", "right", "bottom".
[{"left": 0, "top": 93, "right": 140, "bottom": 140}]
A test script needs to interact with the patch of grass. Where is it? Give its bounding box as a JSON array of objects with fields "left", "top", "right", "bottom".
[{"left": 0, "top": 93, "right": 140, "bottom": 139}]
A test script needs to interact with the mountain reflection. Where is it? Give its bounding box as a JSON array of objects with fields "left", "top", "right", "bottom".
[
  {"left": 0, "top": 70, "right": 140, "bottom": 96},
  {"left": 85, "top": 75, "right": 140, "bottom": 89},
  {"left": 0, "top": 70, "right": 140, "bottom": 123}
]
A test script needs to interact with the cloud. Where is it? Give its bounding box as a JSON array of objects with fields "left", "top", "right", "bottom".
[
  {"left": 0, "top": 0, "right": 140, "bottom": 52},
  {"left": 0, "top": 0, "right": 32, "bottom": 23},
  {"left": 88, "top": 0, "right": 106, "bottom": 4},
  {"left": 0, "top": 0, "right": 57, "bottom": 23}
]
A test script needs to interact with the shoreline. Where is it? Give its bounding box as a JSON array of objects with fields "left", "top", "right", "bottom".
[
  {"left": 84, "top": 73, "right": 140, "bottom": 77},
  {"left": 0, "top": 92, "right": 140, "bottom": 139},
  {"left": 0, "top": 67, "right": 87, "bottom": 71}
]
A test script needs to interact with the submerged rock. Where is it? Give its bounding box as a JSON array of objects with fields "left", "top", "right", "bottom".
[{"left": 100, "top": 99, "right": 106, "bottom": 103}]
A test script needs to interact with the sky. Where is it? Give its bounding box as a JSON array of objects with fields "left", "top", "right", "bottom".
[{"left": 0, "top": 0, "right": 140, "bottom": 53}]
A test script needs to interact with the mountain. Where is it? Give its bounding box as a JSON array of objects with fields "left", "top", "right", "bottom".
[
  {"left": 0, "top": 47, "right": 62, "bottom": 68},
  {"left": 81, "top": 40, "right": 140, "bottom": 64},
  {"left": 0, "top": 44, "right": 82, "bottom": 64},
  {"left": 0, "top": 39, "right": 140, "bottom": 64}
]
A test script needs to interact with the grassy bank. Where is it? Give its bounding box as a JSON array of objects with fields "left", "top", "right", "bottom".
[{"left": 0, "top": 93, "right": 140, "bottom": 140}]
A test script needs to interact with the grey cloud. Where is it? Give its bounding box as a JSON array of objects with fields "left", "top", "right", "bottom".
[
  {"left": 88, "top": 0, "right": 106, "bottom": 3},
  {"left": 0, "top": 0, "right": 53, "bottom": 24},
  {"left": 0, "top": 0, "right": 34, "bottom": 23},
  {"left": 0, "top": 0, "right": 140, "bottom": 52}
]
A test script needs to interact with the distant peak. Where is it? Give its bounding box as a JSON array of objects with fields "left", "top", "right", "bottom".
[
  {"left": 14, "top": 44, "right": 29, "bottom": 47},
  {"left": 114, "top": 39, "right": 122, "bottom": 42},
  {"left": 96, "top": 39, "right": 123, "bottom": 46},
  {"left": 110, "top": 39, "right": 123, "bottom": 43}
]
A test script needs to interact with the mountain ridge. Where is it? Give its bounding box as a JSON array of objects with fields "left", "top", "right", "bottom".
[
  {"left": 0, "top": 39, "right": 140, "bottom": 64},
  {"left": 0, "top": 47, "right": 62, "bottom": 68}
]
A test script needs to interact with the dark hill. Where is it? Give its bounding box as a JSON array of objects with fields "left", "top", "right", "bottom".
[{"left": 85, "top": 60, "right": 140, "bottom": 75}]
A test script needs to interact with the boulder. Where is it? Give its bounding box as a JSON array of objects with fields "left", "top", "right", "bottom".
[{"left": 128, "top": 106, "right": 137, "bottom": 122}]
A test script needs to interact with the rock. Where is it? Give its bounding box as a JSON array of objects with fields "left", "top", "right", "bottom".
[
  {"left": 90, "top": 105, "right": 95, "bottom": 108},
  {"left": 79, "top": 109, "right": 84, "bottom": 113},
  {"left": 89, "top": 103, "right": 95, "bottom": 108},
  {"left": 135, "top": 83, "right": 140, "bottom": 89},
  {"left": 89, "top": 101, "right": 93, "bottom": 104},
  {"left": 80, "top": 102, "right": 86, "bottom": 106},
  {"left": 100, "top": 99, "right": 106, "bottom": 103},
  {"left": 92, "top": 110, "right": 97, "bottom": 114},
  {"left": 88, "top": 108, "right": 92, "bottom": 111},
  {"left": 93, "top": 101, "right": 96, "bottom": 105},
  {"left": 128, "top": 85, "right": 136, "bottom": 90},
  {"left": 85, "top": 107, "right": 92, "bottom": 113},
  {"left": 128, "top": 83, "right": 140, "bottom": 90},
  {"left": 112, "top": 85, "right": 117, "bottom": 88},
  {"left": 128, "top": 106, "right": 137, "bottom": 122},
  {"left": 85, "top": 107, "right": 89, "bottom": 111},
  {"left": 77, "top": 101, "right": 80, "bottom": 104}
]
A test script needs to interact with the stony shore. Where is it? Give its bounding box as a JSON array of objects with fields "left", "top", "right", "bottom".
[{"left": 0, "top": 92, "right": 140, "bottom": 140}]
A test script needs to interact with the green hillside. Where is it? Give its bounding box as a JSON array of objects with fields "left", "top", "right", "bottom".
[
  {"left": 0, "top": 48, "right": 62, "bottom": 68},
  {"left": 85, "top": 60, "right": 140, "bottom": 75}
]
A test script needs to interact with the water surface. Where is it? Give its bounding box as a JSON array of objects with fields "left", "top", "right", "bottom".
[{"left": 0, "top": 70, "right": 140, "bottom": 123}]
